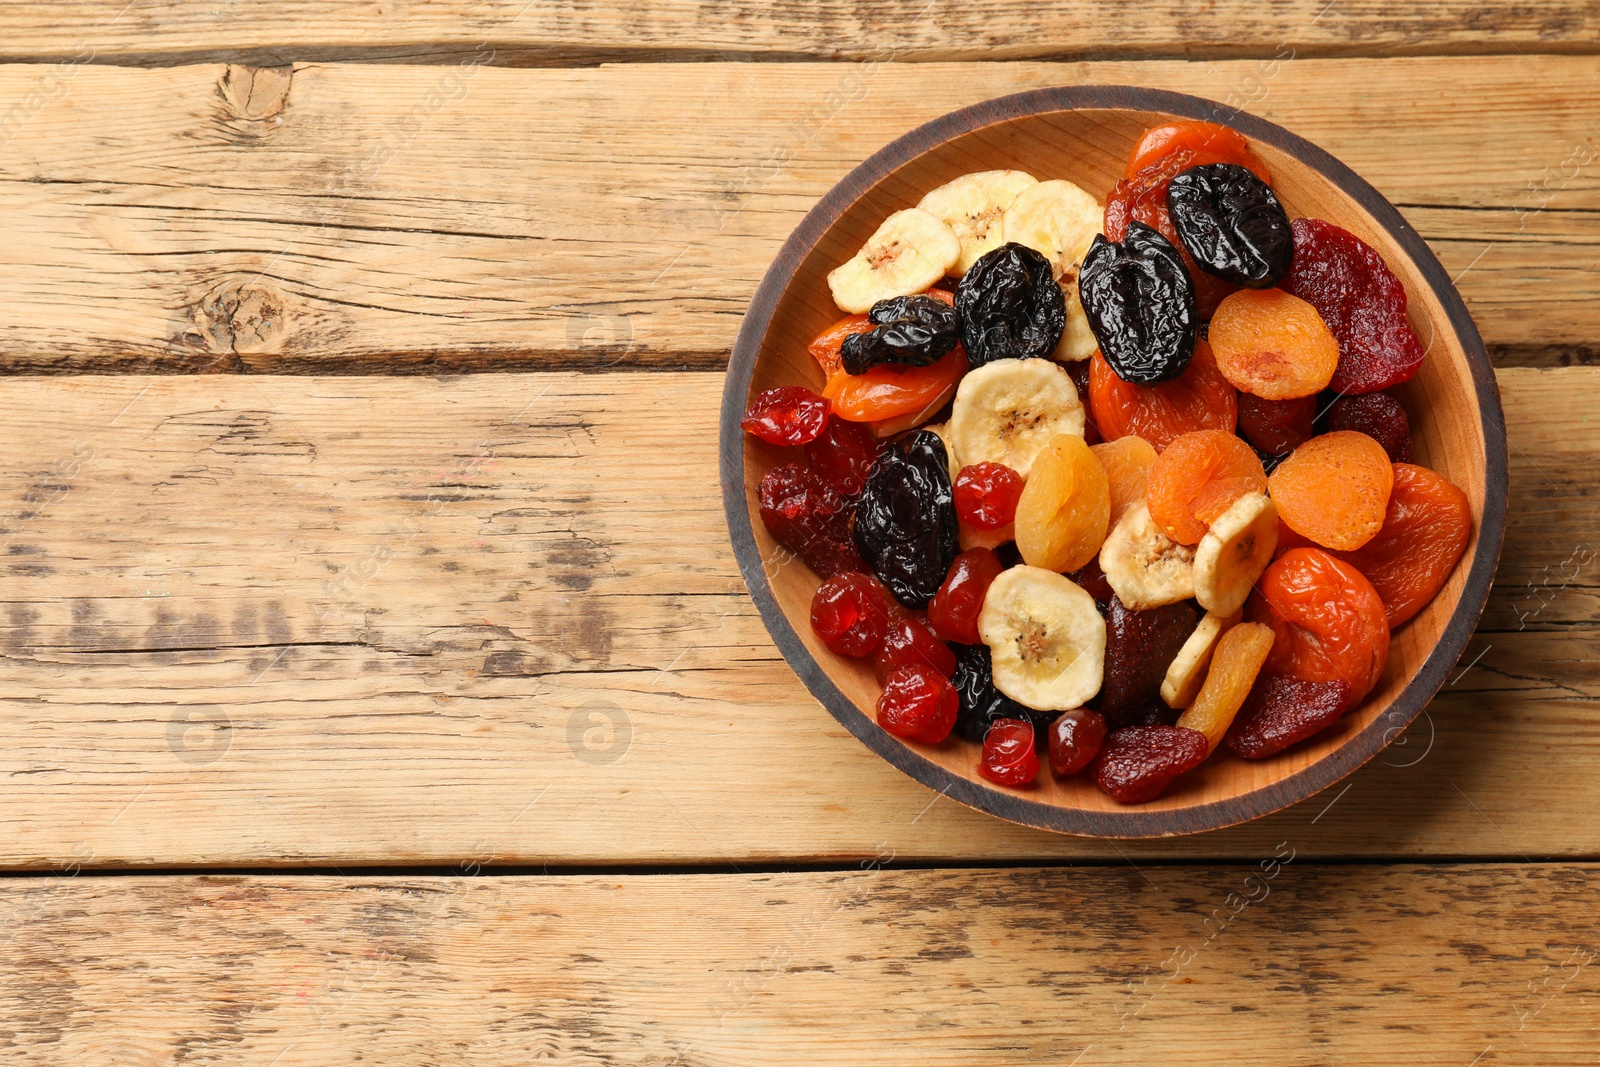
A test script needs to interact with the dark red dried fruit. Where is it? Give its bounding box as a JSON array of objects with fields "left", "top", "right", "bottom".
[
  {"left": 978, "top": 717, "right": 1039, "bottom": 786},
  {"left": 874, "top": 612, "right": 957, "bottom": 685},
  {"left": 804, "top": 415, "right": 885, "bottom": 496},
  {"left": 877, "top": 664, "right": 959, "bottom": 743},
  {"left": 1280, "top": 218, "right": 1426, "bottom": 395},
  {"left": 1326, "top": 391, "right": 1413, "bottom": 463},
  {"left": 1066, "top": 557, "right": 1114, "bottom": 606},
  {"left": 1093, "top": 725, "right": 1209, "bottom": 803},
  {"left": 928, "top": 547, "right": 1004, "bottom": 645},
  {"left": 1048, "top": 708, "right": 1108, "bottom": 778},
  {"left": 741, "top": 386, "right": 831, "bottom": 446},
  {"left": 809, "top": 572, "right": 890, "bottom": 657},
  {"left": 1225, "top": 673, "right": 1359, "bottom": 759},
  {"left": 953, "top": 462, "right": 1025, "bottom": 530},
  {"left": 1100, "top": 596, "right": 1199, "bottom": 728},
  {"left": 1238, "top": 393, "right": 1316, "bottom": 457},
  {"left": 757, "top": 463, "right": 863, "bottom": 578}
]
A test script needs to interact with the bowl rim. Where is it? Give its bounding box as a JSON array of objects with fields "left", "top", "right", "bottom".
[{"left": 719, "top": 84, "right": 1508, "bottom": 838}]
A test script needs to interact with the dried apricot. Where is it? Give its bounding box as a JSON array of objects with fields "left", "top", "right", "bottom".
[
  {"left": 1209, "top": 288, "right": 1339, "bottom": 400},
  {"left": 1238, "top": 393, "right": 1316, "bottom": 457},
  {"left": 1145, "top": 429, "right": 1268, "bottom": 545},
  {"left": 1087, "top": 339, "right": 1238, "bottom": 451},
  {"left": 1332, "top": 462, "right": 1471, "bottom": 628},
  {"left": 1225, "top": 674, "right": 1358, "bottom": 758},
  {"left": 1251, "top": 547, "right": 1390, "bottom": 698},
  {"left": 1124, "top": 121, "right": 1273, "bottom": 183},
  {"left": 1174, "top": 621, "right": 1274, "bottom": 753},
  {"left": 1268, "top": 430, "right": 1394, "bottom": 551},
  {"left": 823, "top": 346, "right": 968, "bottom": 424},
  {"left": 1014, "top": 434, "right": 1111, "bottom": 573},
  {"left": 1090, "top": 435, "right": 1157, "bottom": 525}
]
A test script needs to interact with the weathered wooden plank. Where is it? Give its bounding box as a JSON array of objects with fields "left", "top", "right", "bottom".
[
  {"left": 0, "top": 367, "right": 1587, "bottom": 867},
  {"left": 0, "top": 58, "right": 1593, "bottom": 372},
  {"left": 4, "top": 865, "right": 1599, "bottom": 1063}
]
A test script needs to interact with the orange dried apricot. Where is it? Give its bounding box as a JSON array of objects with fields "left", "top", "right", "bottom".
[
  {"left": 1174, "top": 621, "right": 1275, "bottom": 753},
  {"left": 1332, "top": 462, "right": 1472, "bottom": 627},
  {"left": 822, "top": 346, "right": 968, "bottom": 425},
  {"left": 1209, "top": 288, "right": 1339, "bottom": 400},
  {"left": 1268, "top": 430, "right": 1394, "bottom": 552},
  {"left": 1090, "top": 435, "right": 1157, "bottom": 526},
  {"left": 1087, "top": 338, "right": 1238, "bottom": 451},
  {"left": 1251, "top": 547, "right": 1390, "bottom": 698},
  {"left": 808, "top": 313, "right": 871, "bottom": 377},
  {"left": 1014, "top": 434, "right": 1111, "bottom": 573},
  {"left": 1145, "top": 429, "right": 1267, "bottom": 545}
]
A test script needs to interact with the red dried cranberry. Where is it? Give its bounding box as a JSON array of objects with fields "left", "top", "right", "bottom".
[
  {"left": 1326, "top": 391, "right": 1413, "bottom": 463},
  {"left": 809, "top": 572, "right": 890, "bottom": 657},
  {"left": 1048, "top": 709, "right": 1108, "bottom": 777},
  {"left": 1238, "top": 393, "right": 1315, "bottom": 457},
  {"left": 877, "top": 665, "right": 959, "bottom": 743},
  {"left": 953, "top": 462, "right": 1024, "bottom": 530},
  {"left": 804, "top": 415, "right": 884, "bottom": 496},
  {"left": 978, "top": 717, "right": 1039, "bottom": 786},
  {"left": 1093, "top": 725, "right": 1208, "bottom": 803},
  {"left": 741, "top": 386, "right": 831, "bottom": 446},
  {"left": 757, "top": 463, "right": 863, "bottom": 579},
  {"left": 927, "top": 547, "right": 1004, "bottom": 645},
  {"left": 1225, "top": 674, "right": 1358, "bottom": 759},
  {"left": 874, "top": 612, "right": 957, "bottom": 684}
]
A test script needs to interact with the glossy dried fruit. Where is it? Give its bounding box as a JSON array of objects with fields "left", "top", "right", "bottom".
[
  {"left": 1048, "top": 708, "right": 1108, "bottom": 777},
  {"left": 810, "top": 572, "right": 891, "bottom": 657},
  {"left": 1280, "top": 218, "right": 1426, "bottom": 395},
  {"left": 804, "top": 415, "right": 885, "bottom": 496},
  {"left": 1087, "top": 339, "right": 1239, "bottom": 451},
  {"left": 978, "top": 717, "right": 1040, "bottom": 786},
  {"left": 1091, "top": 434, "right": 1157, "bottom": 525},
  {"left": 953, "top": 462, "right": 1025, "bottom": 530},
  {"left": 840, "top": 294, "right": 962, "bottom": 374},
  {"left": 1268, "top": 430, "right": 1394, "bottom": 551},
  {"left": 1124, "top": 121, "right": 1273, "bottom": 184},
  {"left": 758, "top": 463, "right": 863, "bottom": 578},
  {"left": 1145, "top": 429, "right": 1268, "bottom": 545},
  {"left": 1332, "top": 462, "right": 1471, "bottom": 628},
  {"left": 1238, "top": 393, "right": 1316, "bottom": 457},
  {"left": 928, "top": 547, "right": 1005, "bottom": 645},
  {"left": 1253, "top": 547, "right": 1390, "bottom": 698},
  {"left": 955, "top": 242, "right": 1066, "bottom": 365},
  {"left": 951, "top": 642, "right": 1052, "bottom": 744},
  {"left": 875, "top": 611, "right": 959, "bottom": 684},
  {"left": 808, "top": 313, "right": 872, "bottom": 377},
  {"left": 853, "top": 430, "right": 960, "bottom": 608},
  {"left": 741, "top": 386, "right": 831, "bottom": 446},
  {"left": 1166, "top": 163, "right": 1293, "bottom": 289},
  {"left": 1078, "top": 222, "right": 1198, "bottom": 385},
  {"left": 1326, "top": 391, "right": 1413, "bottom": 463},
  {"left": 1014, "top": 433, "right": 1112, "bottom": 573},
  {"left": 823, "top": 346, "right": 968, "bottom": 425},
  {"left": 877, "top": 664, "right": 959, "bottom": 744},
  {"left": 1225, "top": 674, "right": 1357, "bottom": 758},
  {"left": 1209, "top": 288, "right": 1340, "bottom": 400},
  {"left": 1100, "top": 596, "right": 1199, "bottom": 729},
  {"left": 1093, "top": 725, "right": 1208, "bottom": 804},
  {"left": 1174, "top": 621, "right": 1275, "bottom": 752}
]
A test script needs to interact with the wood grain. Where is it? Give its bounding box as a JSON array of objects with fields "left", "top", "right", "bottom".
[
  {"left": 0, "top": 367, "right": 1586, "bottom": 866},
  {"left": 5, "top": 865, "right": 1600, "bottom": 1063},
  {"left": 0, "top": 57, "right": 1593, "bottom": 372}
]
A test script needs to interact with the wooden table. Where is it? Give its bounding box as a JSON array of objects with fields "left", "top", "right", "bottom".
[{"left": 0, "top": 3, "right": 1597, "bottom": 1062}]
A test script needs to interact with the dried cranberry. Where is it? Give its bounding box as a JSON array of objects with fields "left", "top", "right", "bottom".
[
  {"left": 1066, "top": 557, "right": 1114, "bottom": 607},
  {"left": 1100, "top": 596, "right": 1198, "bottom": 728},
  {"left": 877, "top": 665, "right": 959, "bottom": 743},
  {"left": 1048, "top": 709, "right": 1108, "bottom": 777},
  {"left": 953, "top": 462, "right": 1025, "bottom": 530},
  {"left": 978, "top": 718, "right": 1039, "bottom": 786},
  {"left": 1238, "top": 393, "right": 1315, "bottom": 457},
  {"left": 874, "top": 612, "right": 957, "bottom": 684},
  {"left": 1280, "top": 218, "right": 1426, "bottom": 395},
  {"left": 1093, "top": 725, "right": 1208, "bottom": 803},
  {"left": 809, "top": 572, "right": 890, "bottom": 657},
  {"left": 1326, "top": 391, "right": 1413, "bottom": 463},
  {"left": 741, "top": 386, "right": 831, "bottom": 446},
  {"left": 804, "top": 415, "right": 885, "bottom": 496},
  {"left": 757, "top": 463, "right": 863, "bottom": 579},
  {"left": 927, "top": 547, "right": 1004, "bottom": 645},
  {"left": 1225, "top": 674, "right": 1358, "bottom": 759}
]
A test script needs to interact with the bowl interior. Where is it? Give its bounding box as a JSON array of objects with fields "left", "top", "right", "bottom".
[{"left": 733, "top": 95, "right": 1498, "bottom": 835}]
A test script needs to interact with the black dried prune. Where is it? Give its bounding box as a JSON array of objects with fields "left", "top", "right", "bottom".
[
  {"left": 840, "top": 294, "right": 960, "bottom": 375},
  {"left": 1078, "top": 222, "right": 1198, "bottom": 385},
  {"left": 1166, "top": 163, "right": 1293, "bottom": 289},
  {"left": 951, "top": 643, "right": 1052, "bottom": 746},
  {"left": 852, "top": 429, "right": 959, "bottom": 609},
  {"left": 1100, "top": 595, "right": 1198, "bottom": 729},
  {"left": 954, "top": 242, "right": 1065, "bottom": 366}
]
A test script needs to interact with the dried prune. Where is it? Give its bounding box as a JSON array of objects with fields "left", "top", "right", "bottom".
[
  {"left": 1225, "top": 673, "right": 1357, "bottom": 758},
  {"left": 810, "top": 572, "right": 890, "bottom": 657},
  {"left": 1326, "top": 391, "right": 1413, "bottom": 463},
  {"left": 758, "top": 463, "right": 863, "bottom": 578},
  {"left": 979, "top": 717, "right": 1040, "bottom": 786},
  {"left": 878, "top": 664, "right": 959, "bottom": 744},
  {"left": 951, "top": 643, "right": 1051, "bottom": 744},
  {"left": 1280, "top": 218, "right": 1426, "bottom": 394},
  {"left": 741, "top": 386, "right": 831, "bottom": 446},
  {"left": 853, "top": 430, "right": 960, "bottom": 608},
  {"left": 839, "top": 294, "right": 961, "bottom": 375},
  {"left": 928, "top": 547, "right": 1005, "bottom": 646},
  {"left": 1238, "top": 394, "right": 1315, "bottom": 457},
  {"left": 1078, "top": 222, "right": 1198, "bottom": 385},
  {"left": 953, "top": 462, "right": 1024, "bottom": 530},
  {"left": 1093, "top": 725, "right": 1208, "bottom": 803},
  {"left": 1048, "top": 708, "right": 1108, "bottom": 777},
  {"left": 804, "top": 415, "right": 885, "bottom": 496},
  {"left": 1166, "top": 163, "right": 1292, "bottom": 289},
  {"left": 1100, "top": 596, "right": 1199, "bottom": 728},
  {"left": 874, "top": 612, "right": 957, "bottom": 684},
  {"left": 954, "top": 242, "right": 1065, "bottom": 365}
]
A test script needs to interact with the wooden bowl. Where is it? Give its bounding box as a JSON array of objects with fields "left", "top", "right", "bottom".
[{"left": 720, "top": 86, "right": 1506, "bottom": 837}]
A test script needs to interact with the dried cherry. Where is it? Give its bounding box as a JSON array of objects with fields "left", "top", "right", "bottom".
[
  {"left": 955, "top": 242, "right": 1066, "bottom": 365},
  {"left": 809, "top": 572, "right": 890, "bottom": 657},
  {"left": 1093, "top": 725, "right": 1208, "bottom": 803},
  {"left": 1225, "top": 673, "right": 1357, "bottom": 758},
  {"left": 1326, "top": 391, "right": 1413, "bottom": 463},
  {"left": 1079, "top": 222, "right": 1198, "bottom": 385},
  {"left": 1238, "top": 394, "right": 1316, "bottom": 457},
  {"left": 741, "top": 386, "right": 831, "bottom": 446},
  {"left": 840, "top": 294, "right": 961, "bottom": 375},
  {"left": 874, "top": 612, "right": 958, "bottom": 684},
  {"left": 1048, "top": 708, "right": 1108, "bottom": 777},
  {"left": 953, "top": 462, "right": 1025, "bottom": 530},
  {"left": 1166, "top": 163, "right": 1293, "bottom": 289},
  {"left": 758, "top": 463, "right": 863, "bottom": 578},
  {"left": 928, "top": 547, "right": 1004, "bottom": 646},
  {"left": 853, "top": 430, "right": 960, "bottom": 608},
  {"left": 978, "top": 717, "right": 1040, "bottom": 786},
  {"left": 877, "top": 664, "right": 959, "bottom": 744},
  {"left": 804, "top": 415, "right": 885, "bottom": 496},
  {"left": 951, "top": 643, "right": 1051, "bottom": 744},
  {"left": 1100, "top": 596, "right": 1199, "bottom": 728}
]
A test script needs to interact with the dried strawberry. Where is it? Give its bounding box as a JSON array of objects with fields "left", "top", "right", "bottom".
[
  {"left": 1100, "top": 596, "right": 1199, "bottom": 728},
  {"left": 1093, "top": 725, "right": 1208, "bottom": 803},
  {"left": 1225, "top": 673, "right": 1358, "bottom": 758}
]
